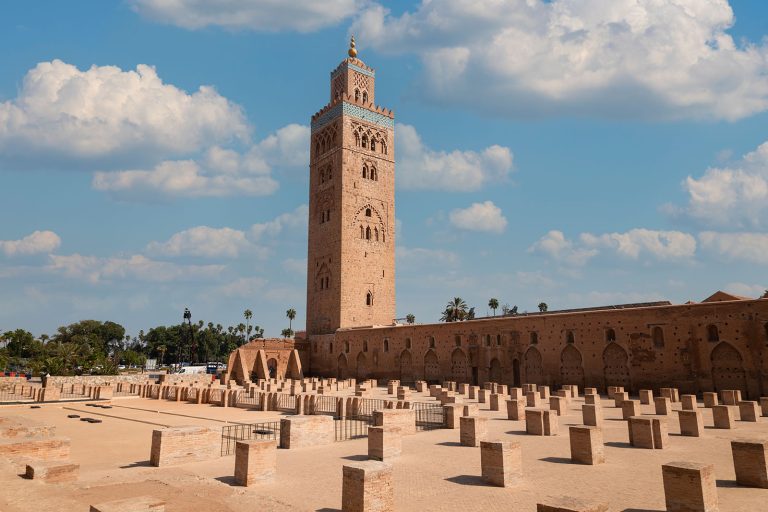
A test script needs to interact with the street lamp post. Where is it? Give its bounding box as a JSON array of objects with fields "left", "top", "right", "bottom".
[{"left": 183, "top": 308, "right": 196, "bottom": 365}]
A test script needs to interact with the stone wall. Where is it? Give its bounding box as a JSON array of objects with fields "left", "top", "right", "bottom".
[{"left": 306, "top": 298, "right": 768, "bottom": 397}]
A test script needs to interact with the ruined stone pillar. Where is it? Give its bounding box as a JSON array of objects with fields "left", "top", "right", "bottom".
[
  {"left": 585, "top": 394, "right": 601, "bottom": 406},
  {"left": 681, "top": 394, "right": 697, "bottom": 410},
  {"left": 234, "top": 439, "right": 277, "bottom": 486},
  {"left": 460, "top": 416, "right": 488, "bottom": 447},
  {"left": 662, "top": 461, "right": 717, "bottom": 512},
  {"left": 613, "top": 391, "right": 628, "bottom": 408},
  {"left": 569, "top": 425, "right": 605, "bottom": 465},
  {"left": 489, "top": 393, "right": 502, "bottom": 411},
  {"left": 550, "top": 396, "right": 566, "bottom": 416},
  {"left": 539, "top": 386, "right": 550, "bottom": 400},
  {"left": 703, "top": 392, "right": 718, "bottom": 408},
  {"left": 368, "top": 426, "right": 402, "bottom": 461},
  {"left": 628, "top": 417, "right": 667, "bottom": 449},
  {"left": 654, "top": 396, "right": 672, "bottom": 415},
  {"left": 443, "top": 404, "right": 463, "bottom": 429},
  {"left": 526, "top": 391, "right": 541, "bottom": 408},
  {"left": 341, "top": 461, "right": 394, "bottom": 512},
  {"left": 639, "top": 389, "right": 653, "bottom": 405},
  {"left": 738, "top": 401, "right": 760, "bottom": 422},
  {"left": 621, "top": 399, "right": 640, "bottom": 420},
  {"left": 507, "top": 399, "right": 525, "bottom": 421},
  {"left": 525, "top": 409, "right": 558, "bottom": 436},
  {"left": 582, "top": 404, "right": 603, "bottom": 427},
  {"left": 731, "top": 439, "right": 768, "bottom": 488},
  {"left": 677, "top": 410, "right": 704, "bottom": 437},
  {"left": 712, "top": 405, "right": 735, "bottom": 429},
  {"left": 480, "top": 440, "right": 523, "bottom": 487}
]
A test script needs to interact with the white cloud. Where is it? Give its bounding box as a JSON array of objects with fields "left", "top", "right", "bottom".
[
  {"left": 723, "top": 282, "right": 767, "bottom": 298},
  {"left": 282, "top": 258, "right": 307, "bottom": 276},
  {"left": 529, "top": 230, "right": 597, "bottom": 267},
  {"left": 211, "top": 277, "right": 268, "bottom": 299},
  {"left": 0, "top": 231, "right": 61, "bottom": 257},
  {"left": 449, "top": 201, "right": 507, "bottom": 233},
  {"left": 47, "top": 254, "right": 224, "bottom": 284},
  {"left": 251, "top": 204, "right": 308, "bottom": 239},
  {"left": 699, "top": 231, "right": 768, "bottom": 265},
  {"left": 131, "top": 0, "right": 360, "bottom": 32},
  {"left": 146, "top": 226, "right": 251, "bottom": 258},
  {"left": 396, "top": 246, "right": 459, "bottom": 267},
  {"left": 671, "top": 141, "right": 768, "bottom": 228},
  {"left": 0, "top": 60, "right": 247, "bottom": 166},
  {"left": 353, "top": 1, "right": 768, "bottom": 120},
  {"left": 515, "top": 271, "right": 556, "bottom": 289},
  {"left": 581, "top": 229, "right": 696, "bottom": 260},
  {"left": 397, "top": 124, "right": 513, "bottom": 191},
  {"left": 562, "top": 290, "right": 667, "bottom": 308}
]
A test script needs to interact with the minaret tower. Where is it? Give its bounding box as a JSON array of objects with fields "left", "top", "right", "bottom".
[{"left": 306, "top": 37, "right": 396, "bottom": 335}]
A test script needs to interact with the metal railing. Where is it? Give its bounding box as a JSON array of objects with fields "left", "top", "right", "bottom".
[
  {"left": 236, "top": 393, "right": 260, "bottom": 408},
  {"left": 0, "top": 387, "right": 37, "bottom": 403},
  {"left": 412, "top": 402, "right": 446, "bottom": 431},
  {"left": 220, "top": 421, "right": 281, "bottom": 456},
  {"left": 334, "top": 416, "right": 372, "bottom": 441},
  {"left": 276, "top": 394, "right": 296, "bottom": 412},
  {"left": 354, "top": 398, "right": 387, "bottom": 421},
  {"left": 314, "top": 395, "right": 338, "bottom": 416}
]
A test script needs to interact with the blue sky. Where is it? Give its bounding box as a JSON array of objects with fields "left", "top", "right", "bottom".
[{"left": 1, "top": 0, "right": 768, "bottom": 338}]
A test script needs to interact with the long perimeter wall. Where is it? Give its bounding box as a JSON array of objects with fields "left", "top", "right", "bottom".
[{"left": 306, "top": 298, "right": 768, "bottom": 398}]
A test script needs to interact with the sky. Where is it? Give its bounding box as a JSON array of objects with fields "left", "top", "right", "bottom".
[{"left": 1, "top": 0, "right": 768, "bottom": 339}]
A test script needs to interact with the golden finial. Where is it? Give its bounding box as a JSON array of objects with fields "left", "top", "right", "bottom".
[{"left": 348, "top": 35, "right": 357, "bottom": 58}]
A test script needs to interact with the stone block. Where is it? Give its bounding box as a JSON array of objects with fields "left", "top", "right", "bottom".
[
  {"left": 760, "top": 397, "right": 768, "bottom": 417},
  {"left": 621, "top": 399, "right": 640, "bottom": 420},
  {"left": 373, "top": 409, "right": 416, "bottom": 435},
  {"left": 582, "top": 404, "right": 603, "bottom": 427},
  {"left": 654, "top": 396, "right": 672, "bottom": 415},
  {"left": 489, "top": 393, "right": 502, "bottom": 411},
  {"left": 0, "top": 436, "right": 70, "bottom": 463},
  {"left": 150, "top": 426, "right": 218, "bottom": 466},
  {"left": 468, "top": 386, "right": 479, "bottom": 399},
  {"left": 550, "top": 396, "right": 566, "bottom": 416},
  {"left": 443, "top": 404, "right": 463, "bottom": 429},
  {"left": 539, "top": 386, "right": 551, "bottom": 400},
  {"left": 526, "top": 408, "right": 558, "bottom": 436},
  {"left": 89, "top": 497, "right": 165, "bottom": 512},
  {"left": 463, "top": 403, "right": 479, "bottom": 417},
  {"left": 584, "top": 387, "right": 598, "bottom": 396},
  {"left": 460, "top": 416, "right": 488, "bottom": 447},
  {"left": 662, "top": 461, "right": 717, "bottom": 512},
  {"left": 584, "top": 394, "right": 601, "bottom": 406},
  {"left": 639, "top": 389, "right": 653, "bottom": 405},
  {"left": 569, "top": 426, "right": 605, "bottom": 465},
  {"left": 368, "top": 426, "right": 402, "bottom": 461},
  {"left": 342, "top": 461, "right": 394, "bottom": 512},
  {"left": 507, "top": 399, "right": 525, "bottom": 421},
  {"left": 478, "top": 389, "right": 488, "bottom": 404},
  {"left": 480, "top": 440, "right": 523, "bottom": 487},
  {"left": 731, "top": 439, "right": 768, "bottom": 488},
  {"left": 629, "top": 417, "right": 668, "bottom": 449},
  {"left": 681, "top": 394, "right": 697, "bottom": 410},
  {"left": 280, "top": 415, "right": 334, "bottom": 449},
  {"left": 526, "top": 391, "right": 541, "bottom": 408},
  {"left": 703, "top": 392, "right": 718, "bottom": 408},
  {"left": 712, "top": 405, "right": 735, "bottom": 429},
  {"left": 738, "top": 401, "right": 760, "bottom": 422},
  {"left": 613, "top": 391, "right": 629, "bottom": 408},
  {"left": 677, "top": 410, "right": 704, "bottom": 437},
  {"left": 458, "top": 383, "right": 469, "bottom": 395},
  {"left": 510, "top": 387, "right": 524, "bottom": 400},
  {"left": 536, "top": 496, "right": 608, "bottom": 512},
  {"left": 234, "top": 439, "right": 277, "bottom": 486},
  {"left": 722, "top": 389, "right": 742, "bottom": 406},
  {"left": 24, "top": 461, "right": 79, "bottom": 483}
]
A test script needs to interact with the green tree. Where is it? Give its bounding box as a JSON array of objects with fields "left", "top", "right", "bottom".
[
  {"left": 538, "top": 302, "right": 548, "bottom": 312},
  {"left": 286, "top": 308, "right": 297, "bottom": 333},
  {"left": 441, "top": 297, "right": 469, "bottom": 322},
  {"left": 157, "top": 344, "right": 167, "bottom": 365},
  {"left": 488, "top": 298, "right": 499, "bottom": 316},
  {"left": 243, "top": 309, "right": 253, "bottom": 341},
  {"left": 406, "top": 313, "right": 415, "bottom": 324},
  {"left": 281, "top": 328, "right": 294, "bottom": 338}
]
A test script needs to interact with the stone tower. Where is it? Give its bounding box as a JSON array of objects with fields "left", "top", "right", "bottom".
[{"left": 306, "top": 37, "right": 396, "bottom": 335}]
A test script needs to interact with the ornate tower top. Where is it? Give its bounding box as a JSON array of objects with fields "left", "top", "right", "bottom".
[{"left": 348, "top": 35, "right": 357, "bottom": 58}]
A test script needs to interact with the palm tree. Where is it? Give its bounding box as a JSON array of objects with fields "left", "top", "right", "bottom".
[
  {"left": 286, "top": 308, "right": 296, "bottom": 333},
  {"left": 488, "top": 298, "right": 499, "bottom": 316},
  {"left": 538, "top": 302, "right": 548, "bottom": 312},
  {"left": 406, "top": 313, "right": 415, "bottom": 324},
  {"left": 243, "top": 309, "right": 253, "bottom": 341},
  {"left": 157, "top": 344, "right": 167, "bottom": 365},
  {"left": 441, "top": 297, "right": 468, "bottom": 322},
  {"left": 237, "top": 323, "right": 246, "bottom": 345}
]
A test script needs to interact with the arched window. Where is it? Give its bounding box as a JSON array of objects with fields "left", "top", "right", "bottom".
[
  {"left": 454, "top": 335, "right": 461, "bottom": 347},
  {"left": 566, "top": 331, "right": 575, "bottom": 344},
  {"left": 429, "top": 337, "right": 435, "bottom": 349},
  {"left": 371, "top": 167, "right": 377, "bottom": 181},
  {"left": 321, "top": 140, "right": 326, "bottom": 154},
  {"left": 382, "top": 142, "right": 387, "bottom": 155},
  {"left": 530, "top": 332, "right": 538, "bottom": 344},
  {"left": 365, "top": 226, "right": 371, "bottom": 240},
  {"left": 345, "top": 341, "right": 350, "bottom": 353},
  {"left": 326, "top": 209, "right": 330, "bottom": 220},
  {"left": 374, "top": 228, "right": 379, "bottom": 241},
  {"left": 363, "top": 341, "right": 368, "bottom": 352},
  {"left": 362, "top": 91, "right": 368, "bottom": 103},
  {"left": 606, "top": 328, "right": 616, "bottom": 343},
  {"left": 328, "top": 168, "right": 332, "bottom": 180},
  {"left": 405, "top": 338, "right": 412, "bottom": 349},
  {"left": 496, "top": 334, "right": 502, "bottom": 346},
  {"left": 362, "top": 135, "right": 368, "bottom": 148},
  {"left": 320, "top": 170, "right": 325, "bottom": 183},
  {"left": 355, "top": 89, "right": 360, "bottom": 102},
  {"left": 707, "top": 324, "right": 719, "bottom": 342},
  {"left": 382, "top": 233, "right": 385, "bottom": 243},
  {"left": 366, "top": 292, "right": 373, "bottom": 306},
  {"left": 325, "top": 276, "right": 330, "bottom": 289},
  {"left": 360, "top": 225, "right": 364, "bottom": 239},
  {"left": 362, "top": 165, "right": 367, "bottom": 179},
  {"left": 652, "top": 326, "right": 665, "bottom": 348},
  {"left": 370, "top": 139, "right": 376, "bottom": 151},
  {"left": 354, "top": 133, "right": 360, "bottom": 147},
  {"left": 329, "top": 342, "right": 333, "bottom": 354},
  {"left": 383, "top": 339, "right": 389, "bottom": 352},
  {"left": 485, "top": 335, "right": 491, "bottom": 347},
  {"left": 365, "top": 208, "right": 371, "bottom": 217},
  {"left": 315, "top": 142, "right": 320, "bottom": 156}
]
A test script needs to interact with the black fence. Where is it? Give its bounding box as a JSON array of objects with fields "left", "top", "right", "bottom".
[
  {"left": 412, "top": 402, "right": 446, "bottom": 431},
  {"left": 334, "top": 416, "right": 373, "bottom": 441},
  {"left": 354, "top": 398, "right": 387, "bottom": 421},
  {"left": 236, "top": 392, "right": 260, "bottom": 408},
  {"left": 220, "top": 421, "right": 281, "bottom": 456},
  {"left": 0, "top": 387, "right": 36, "bottom": 403},
  {"left": 276, "top": 394, "right": 297, "bottom": 412},
  {"left": 314, "top": 395, "right": 338, "bottom": 416}
]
